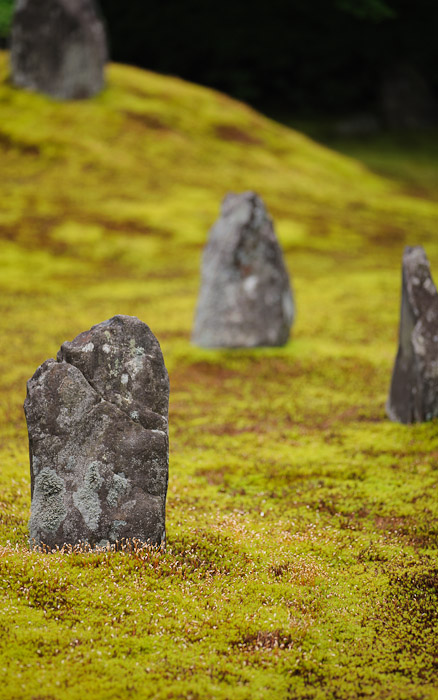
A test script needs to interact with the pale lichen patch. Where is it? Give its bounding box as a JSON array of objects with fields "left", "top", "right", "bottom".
[
  {"left": 109, "top": 520, "right": 127, "bottom": 540},
  {"left": 31, "top": 455, "right": 41, "bottom": 476},
  {"left": 107, "top": 472, "right": 130, "bottom": 507},
  {"left": 73, "top": 461, "right": 104, "bottom": 531},
  {"left": 29, "top": 467, "right": 66, "bottom": 539}
]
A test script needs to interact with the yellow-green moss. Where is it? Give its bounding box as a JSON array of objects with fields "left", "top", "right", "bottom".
[{"left": 0, "top": 50, "right": 437, "bottom": 700}]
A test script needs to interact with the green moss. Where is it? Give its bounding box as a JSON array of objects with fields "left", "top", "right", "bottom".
[{"left": 1, "top": 49, "right": 438, "bottom": 699}]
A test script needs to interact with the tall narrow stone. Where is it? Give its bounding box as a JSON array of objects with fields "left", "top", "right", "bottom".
[
  {"left": 192, "top": 191, "right": 294, "bottom": 348},
  {"left": 24, "top": 316, "right": 169, "bottom": 549},
  {"left": 11, "top": 0, "right": 107, "bottom": 100},
  {"left": 387, "top": 246, "right": 438, "bottom": 423}
]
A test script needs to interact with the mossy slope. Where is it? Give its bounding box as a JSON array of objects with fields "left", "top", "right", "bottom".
[{"left": 0, "top": 52, "right": 437, "bottom": 700}]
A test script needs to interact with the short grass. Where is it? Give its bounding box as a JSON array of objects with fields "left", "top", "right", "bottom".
[{"left": 0, "top": 51, "right": 438, "bottom": 700}]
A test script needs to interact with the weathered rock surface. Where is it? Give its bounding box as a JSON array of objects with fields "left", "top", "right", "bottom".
[
  {"left": 192, "top": 191, "right": 294, "bottom": 347},
  {"left": 24, "top": 316, "right": 169, "bottom": 549},
  {"left": 387, "top": 246, "right": 438, "bottom": 423},
  {"left": 11, "top": 0, "right": 107, "bottom": 100}
]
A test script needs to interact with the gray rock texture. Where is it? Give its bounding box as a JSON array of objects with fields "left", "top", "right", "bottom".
[
  {"left": 11, "top": 0, "right": 107, "bottom": 100},
  {"left": 24, "top": 315, "right": 169, "bottom": 549},
  {"left": 387, "top": 246, "right": 438, "bottom": 423},
  {"left": 192, "top": 191, "right": 294, "bottom": 348}
]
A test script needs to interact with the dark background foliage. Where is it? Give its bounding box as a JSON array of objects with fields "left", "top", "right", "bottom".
[
  {"left": 96, "top": 0, "right": 438, "bottom": 117},
  {"left": 1, "top": 0, "right": 437, "bottom": 118}
]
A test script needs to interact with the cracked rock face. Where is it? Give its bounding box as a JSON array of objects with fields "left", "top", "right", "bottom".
[
  {"left": 387, "top": 246, "right": 438, "bottom": 423},
  {"left": 192, "top": 191, "right": 294, "bottom": 348},
  {"left": 24, "top": 316, "right": 169, "bottom": 549},
  {"left": 11, "top": 0, "right": 107, "bottom": 100}
]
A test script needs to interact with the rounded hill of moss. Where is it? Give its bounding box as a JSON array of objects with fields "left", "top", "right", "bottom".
[{"left": 1, "top": 49, "right": 436, "bottom": 276}]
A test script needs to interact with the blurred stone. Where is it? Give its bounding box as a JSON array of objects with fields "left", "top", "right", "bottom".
[
  {"left": 192, "top": 191, "right": 294, "bottom": 347},
  {"left": 333, "top": 113, "right": 381, "bottom": 138},
  {"left": 25, "top": 315, "right": 169, "bottom": 549},
  {"left": 387, "top": 246, "right": 438, "bottom": 423},
  {"left": 11, "top": 0, "right": 107, "bottom": 99},
  {"left": 381, "top": 63, "right": 438, "bottom": 130}
]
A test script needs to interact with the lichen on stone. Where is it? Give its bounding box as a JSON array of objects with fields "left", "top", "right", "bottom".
[
  {"left": 106, "top": 472, "right": 130, "bottom": 507},
  {"left": 109, "top": 520, "right": 127, "bottom": 541},
  {"left": 29, "top": 467, "right": 66, "bottom": 540},
  {"left": 31, "top": 455, "right": 41, "bottom": 476},
  {"left": 73, "top": 461, "right": 104, "bottom": 531}
]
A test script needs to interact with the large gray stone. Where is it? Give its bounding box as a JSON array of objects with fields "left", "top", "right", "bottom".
[
  {"left": 11, "top": 0, "right": 107, "bottom": 100},
  {"left": 24, "top": 315, "right": 169, "bottom": 549},
  {"left": 387, "top": 246, "right": 438, "bottom": 424},
  {"left": 192, "top": 191, "right": 294, "bottom": 347}
]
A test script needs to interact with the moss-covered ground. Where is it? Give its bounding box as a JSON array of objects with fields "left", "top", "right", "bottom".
[{"left": 1, "top": 51, "right": 437, "bottom": 699}]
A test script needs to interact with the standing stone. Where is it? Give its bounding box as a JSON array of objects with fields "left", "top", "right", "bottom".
[
  {"left": 11, "top": 0, "right": 107, "bottom": 100},
  {"left": 24, "top": 315, "right": 169, "bottom": 549},
  {"left": 387, "top": 246, "right": 438, "bottom": 424},
  {"left": 192, "top": 191, "right": 294, "bottom": 347}
]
